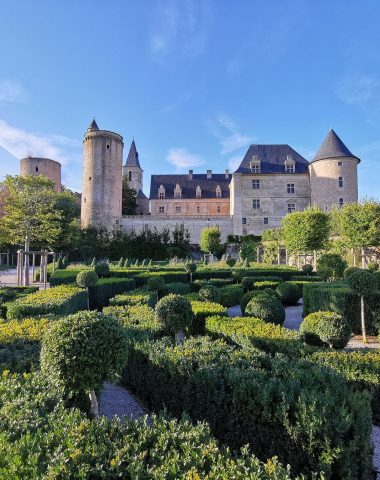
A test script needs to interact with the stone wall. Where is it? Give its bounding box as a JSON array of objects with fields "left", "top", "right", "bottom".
[
  {"left": 120, "top": 215, "right": 234, "bottom": 244},
  {"left": 150, "top": 198, "right": 230, "bottom": 217},
  {"left": 20, "top": 157, "right": 62, "bottom": 192}
]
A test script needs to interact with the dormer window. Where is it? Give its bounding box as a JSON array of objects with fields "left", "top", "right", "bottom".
[
  {"left": 174, "top": 184, "right": 182, "bottom": 199},
  {"left": 196, "top": 185, "right": 201, "bottom": 198},
  {"left": 158, "top": 184, "right": 165, "bottom": 199},
  {"left": 285, "top": 155, "right": 295, "bottom": 173},
  {"left": 216, "top": 185, "right": 222, "bottom": 198},
  {"left": 250, "top": 155, "right": 261, "bottom": 173}
]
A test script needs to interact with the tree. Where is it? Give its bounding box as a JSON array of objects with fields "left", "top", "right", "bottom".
[
  {"left": 335, "top": 200, "right": 380, "bottom": 268},
  {"left": 261, "top": 229, "right": 282, "bottom": 264},
  {"left": 122, "top": 177, "right": 138, "bottom": 215},
  {"left": 40, "top": 311, "right": 129, "bottom": 418},
  {"left": 200, "top": 226, "right": 221, "bottom": 255},
  {"left": 347, "top": 270, "right": 377, "bottom": 342},
  {"left": 0, "top": 175, "right": 63, "bottom": 285},
  {"left": 185, "top": 262, "right": 197, "bottom": 282},
  {"left": 51, "top": 188, "right": 81, "bottom": 253},
  {"left": 317, "top": 254, "right": 347, "bottom": 280},
  {"left": 155, "top": 294, "right": 194, "bottom": 343},
  {"left": 76, "top": 270, "right": 99, "bottom": 310}
]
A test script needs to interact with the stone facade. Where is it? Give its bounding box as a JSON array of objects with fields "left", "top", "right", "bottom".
[
  {"left": 20, "top": 157, "right": 62, "bottom": 192},
  {"left": 150, "top": 198, "right": 230, "bottom": 217}
]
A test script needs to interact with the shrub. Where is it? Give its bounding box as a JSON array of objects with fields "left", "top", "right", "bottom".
[
  {"left": 41, "top": 311, "right": 129, "bottom": 417},
  {"left": 241, "top": 276, "right": 254, "bottom": 291},
  {"left": 276, "top": 282, "right": 300, "bottom": 306},
  {"left": 109, "top": 289, "right": 157, "bottom": 308},
  {"left": 117, "top": 257, "right": 124, "bottom": 268},
  {"left": 155, "top": 294, "right": 193, "bottom": 336},
  {"left": 254, "top": 280, "right": 281, "bottom": 290},
  {"left": 57, "top": 257, "right": 64, "bottom": 269},
  {"left": 134, "top": 271, "right": 188, "bottom": 286},
  {"left": 367, "top": 261, "right": 379, "bottom": 272},
  {"left": 300, "top": 312, "right": 351, "bottom": 349},
  {"left": 199, "top": 284, "right": 221, "bottom": 303},
  {"left": 146, "top": 275, "right": 165, "bottom": 292},
  {"left": 219, "top": 285, "right": 244, "bottom": 307},
  {"left": 240, "top": 290, "right": 262, "bottom": 314},
  {"left": 7, "top": 286, "right": 87, "bottom": 320},
  {"left": 344, "top": 266, "right": 361, "bottom": 280},
  {"left": 89, "top": 278, "right": 136, "bottom": 310},
  {"left": 185, "top": 262, "right": 197, "bottom": 281},
  {"left": 347, "top": 269, "right": 377, "bottom": 297},
  {"left": 316, "top": 264, "right": 333, "bottom": 281},
  {"left": 317, "top": 254, "right": 347, "bottom": 280},
  {"left": 162, "top": 282, "right": 191, "bottom": 296},
  {"left": 226, "top": 257, "right": 236, "bottom": 267},
  {"left": 94, "top": 261, "right": 110, "bottom": 278},
  {"left": 302, "top": 264, "right": 313, "bottom": 275},
  {"left": 245, "top": 294, "right": 285, "bottom": 325},
  {"left": 76, "top": 270, "right": 98, "bottom": 289},
  {"left": 191, "top": 301, "right": 227, "bottom": 334}
]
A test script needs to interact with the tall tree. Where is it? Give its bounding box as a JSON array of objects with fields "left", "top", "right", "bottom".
[
  {"left": 200, "top": 226, "right": 221, "bottom": 255},
  {"left": 0, "top": 175, "right": 63, "bottom": 285},
  {"left": 334, "top": 200, "right": 380, "bottom": 268},
  {"left": 122, "top": 177, "right": 138, "bottom": 215}
]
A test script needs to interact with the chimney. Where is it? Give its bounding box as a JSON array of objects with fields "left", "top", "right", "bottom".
[
  {"left": 207, "top": 169, "right": 212, "bottom": 179},
  {"left": 188, "top": 169, "right": 193, "bottom": 180},
  {"left": 225, "top": 169, "right": 229, "bottom": 179}
]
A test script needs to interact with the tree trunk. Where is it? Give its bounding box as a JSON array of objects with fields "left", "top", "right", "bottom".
[
  {"left": 360, "top": 295, "right": 367, "bottom": 343},
  {"left": 89, "top": 389, "right": 99, "bottom": 418},
  {"left": 190, "top": 272, "right": 193, "bottom": 283},
  {"left": 361, "top": 246, "right": 366, "bottom": 269},
  {"left": 313, "top": 251, "right": 317, "bottom": 272},
  {"left": 24, "top": 236, "right": 30, "bottom": 286},
  {"left": 87, "top": 288, "right": 90, "bottom": 310}
]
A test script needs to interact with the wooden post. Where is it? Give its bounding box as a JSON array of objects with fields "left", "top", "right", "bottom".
[
  {"left": 256, "top": 247, "right": 260, "bottom": 263},
  {"left": 313, "top": 251, "right": 317, "bottom": 271},
  {"left": 285, "top": 249, "right": 288, "bottom": 266},
  {"left": 43, "top": 250, "right": 48, "bottom": 289},
  {"left": 52, "top": 253, "right": 56, "bottom": 273},
  {"left": 20, "top": 250, "right": 24, "bottom": 286},
  {"left": 32, "top": 254, "right": 36, "bottom": 282},
  {"left": 277, "top": 246, "right": 280, "bottom": 265},
  {"left": 16, "top": 250, "right": 20, "bottom": 286},
  {"left": 361, "top": 247, "right": 366, "bottom": 269}
]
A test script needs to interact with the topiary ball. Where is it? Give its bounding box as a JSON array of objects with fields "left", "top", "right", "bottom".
[
  {"left": 276, "top": 282, "right": 300, "bottom": 306},
  {"left": 147, "top": 276, "right": 165, "bottom": 292},
  {"left": 185, "top": 262, "right": 197, "bottom": 274},
  {"left": 95, "top": 261, "right": 110, "bottom": 278},
  {"left": 317, "top": 254, "right": 347, "bottom": 280},
  {"left": 343, "top": 266, "right": 361, "bottom": 280},
  {"left": 241, "top": 277, "right": 255, "bottom": 292},
  {"left": 245, "top": 294, "right": 285, "bottom": 325},
  {"left": 302, "top": 264, "right": 313, "bottom": 275},
  {"left": 199, "top": 284, "right": 221, "bottom": 303},
  {"left": 76, "top": 270, "right": 99, "bottom": 289},
  {"left": 367, "top": 262, "right": 379, "bottom": 273},
  {"left": 155, "top": 294, "right": 194, "bottom": 335},
  {"left": 347, "top": 269, "right": 377, "bottom": 297},
  {"left": 40, "top": 311, "right": 129, "bottom": 399},
  {"left": 300, "top": 311, "right": 351, "bottom": 349},
  {"left": 240, "top": 290, "right": 264, "bottom": 314},
  {"left": 226, "top": 257, "right": 236, "bottom": 268}
]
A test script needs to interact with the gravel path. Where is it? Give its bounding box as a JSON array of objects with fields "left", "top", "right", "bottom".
[
  {"left": 283, "top": 299, "right": 303, "bottom": 330},
  {"left": 99, "top": 382, "right": 147, "bottom": 421},
  {"left": 227, "top": 305, "right": 242, "bottom": 317}
]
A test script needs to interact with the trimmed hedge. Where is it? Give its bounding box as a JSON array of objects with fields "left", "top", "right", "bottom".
[
  {"left": 193, "top": 269, "right": 232, "bottom": 280},
  {"left": 245, "top": 294, "right": 285, "bottom": 325},
  {"left": 276, "top": 282, "right": 300, "bottom": 306},
  {"left": 219, "top": 285, "right": 244, "bottom": 307},
  {"left": 0, "top": 373, "right": 297, "bottom": 479},
  {"left": 162, "top": 282, "right": 191, "bottom": 296},
  {"left": 49, "top": 269, "right": 80, "bottom": 286},
  {"left": 89, "top": 278, "right": 136, "bottom": 309},
  {"left": 303, "top": 282, "right": 380, "bottom": 334},
  {"left": 191, "top": 301, "right": 227, "bottom": 334},
  {"left": 233, "top": 269, "right": 298, "bottom": 281},
  {"left": 254, "top": 280, "right": 281, "bottom": 290},
  {"left": 7, "top": 286, "right": 87, "bottom": 320},
  {"left": 109, "top": 289, "right": 157, "bottom": 308},
  {"left": 0, "top": 286, "right": 39, "bottom": 318},
  {"left": 191, "top": 278, "right": 233, "bottom": 291},
  {"left": 134, "top": 271, "right": 188, "bottom": 286},
  {"left": 123, "top": 336, "right": 373, "bottom": 478},
  {"left": 300, "top": 312, "right": 351, "bottom": 349}
]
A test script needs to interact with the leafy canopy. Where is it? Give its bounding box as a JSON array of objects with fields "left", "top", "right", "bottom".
[{"left": 200, "top": 226, "right": 221, "bottom": 254}]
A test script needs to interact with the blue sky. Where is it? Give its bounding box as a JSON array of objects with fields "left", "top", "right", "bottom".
[{"left": 0, "top": 0, "right": 379, "bottom": 198}]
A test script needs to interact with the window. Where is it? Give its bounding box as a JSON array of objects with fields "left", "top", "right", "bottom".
[
  {"left": 128, "top": 171, "right": 132, "bottom": 181},
  {"left": 158, "top": 184, "right": 165, "bottom": 199},
  {"left": 159, "top": 206, "right": 165, "bottom": 213},
  {"left": 252, "top": 199, "right": 260, "bottom": 209},
  {"left": 339, "top": 198, "right": 344, "bottom": 207},
  {"left": 263, "top": 217, "right": 268, "bottom": 225},
  {"left": 287, "top": 183, "right": 295, "bottom": 194},
  {"left": 216, "top": 185, "right": 222, "bottom": 198},
  {"left": 252, "top": 179, "right": 260, "bottom": 189},
  {"left": 217, "top": 206, "right": 221, "bottom": 213},
  {"left": 35, "top": 166, "right": 39, "bottom": 172},
  {"left": 287, "top": 203, "right": 295, "bottom": 213},
  {"left": 174, "top": 184, "right": 182, "bottom": 199},
  {"left": 84, "top": 197, "right": 86, "bottom": 203},
  {"left": 175, "top": 206, "right": 181, "bottom": 213},
  {"left": 89, "top": 176, "right": 92, "bottom": 181},
  {"left": 338, "top": 161, "right": 342, "bottom": 166},
  {"left": 197, "top": 205, "right": 200, "bottom": 213},
  {"left": 196, "top": 186, "right": 201, "bottom": 198},
  {"left": 242, "top": 218, "right": 247, "bottom": 225},
  {"left": 284, "top": 155, "right": 295, "bottom": 173},
  {"left": 338, "top": 177, "right": 343, "bottom": 188},
  {"left": 106, "top": 144, "right": 110, "bottom": 149},
  {"left": 251, "top": 164, "right": 260, "bottom": 173},
  {"left": 286, "top": 165, "right": 295, "bottom": 174}
]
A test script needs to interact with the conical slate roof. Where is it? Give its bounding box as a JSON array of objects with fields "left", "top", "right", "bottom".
[
  {"left": 313, "top": 129, "right": 359, "bottom": 162},
  {"left": 125, "top": 139, "right": 141, "bottom": 168},
  {"left": 87, "top": 118, "right": 99, "bottom": 131}
]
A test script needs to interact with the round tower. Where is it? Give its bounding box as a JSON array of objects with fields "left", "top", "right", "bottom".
[
  {"left": 20, "top": 157, "right": 62, "bottom": 192},
  {"left": 309, "top": 129, "right": 360, "bottom": 211},
  {"left": 81, "top": 119, "right": 124, "bottom": 229}
]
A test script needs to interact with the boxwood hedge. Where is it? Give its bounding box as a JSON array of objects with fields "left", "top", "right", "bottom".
[
  {"left": 89, "top": 278, "right": 136, "bottom": 309},
  {"left": 190, "top": 301, "right": 227, "bottom": 334},
  {"left": 109, "top": 288, "right": 157, "bottom": 308}
]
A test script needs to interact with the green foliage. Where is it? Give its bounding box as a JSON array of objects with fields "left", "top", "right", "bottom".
[
  {"left": 276, "top": 282, "right": 300, "bottom": 306},
  {"left": 185, "top": 262, "right": 197, "bottom": 274},
  {"left": 122, "top": 176, "right": 138, "bottom": 215},
  {"left": 95, "top": 261, "right": 110, "bottom": 278},
  {"left": 123, "top": 336, "right": 373, "bottom": 478},
  {"left": 109, "top": 289, "right": 158, "bottom": 308},
  {"left": 124, "top": 257, "right": 130, "bottom": 268},
  {"left": 161, "top": 282, "right": 191, "bottom": 296},
  {"left": 40, "top": 311, "right": 129, "bottom": 400},
  {"left": 241, "top": 276, "right": 255, "bottom": 291},
  {"left": 76, "top": 270, "right": 98, "bottom": 289},
  {"left": 367, "top": 261, "right": 379, "bottom": 272},
  {"left": 199, "top": 226, "right": 221, "bottom": 254},
  {"left": 245, "top": 294, "right": 285, "bottom": 325},
  {"left": 226, "top": 257, "right": 236, "bottom": 268},
  {"left": 281, "top": 207, "right": 330, "bottom": 253},
  {"left": 0, "top": 373, "right": 297, "bottom": 479},
  {"left": 89, "top": 278, "right": 136, "bottom": 310},
  {"left": 254, "top": 280, "right": 281, "bottom": 290},
  {"left": 57, "top": 257, "right": 64, "bottom": 269},
  {"left": 155, "top": 294, "right": 194, "bottom": 335},
  {"left": 261, "top": 228, "right": 282, "bottom": 264},
  {"left": 302, "top": 264, "right": 313, "bottom": 275},
  {"left": 199, "top": 284, "right": 221, "bottom": 303},
  {"left": 117, "top": 257, "right": 124, "bottom": 268},
  {"left": 134, "top": 270, "right": 187, "bottom": 286},
  {"left": 317, "top": 254, "right": 347, "bottom": 280},
  {"left": 7, "top": 286, "right": 87, "bottom": 320},
  {"left": 240, "top": 290, "right": 262, "bottom": 314},
  {"left": 146, "top": 275, "right": 165, "bottom": 292},
  {"left": 347, "top": 269, "right": 377, "bottom": 297},
  {"left": 300, "top": 312, "right": 351, "bottom": 349},
  {"left": 219, "top": 285, "right": 244, "bottom": 307},
  {"left": 190, "top": 301, "right": 227, "bottom": 334}
]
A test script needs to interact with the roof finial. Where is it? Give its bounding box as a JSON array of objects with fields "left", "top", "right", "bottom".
[{"left": 87, "top": 118, "right": 99, "bottom": 132}]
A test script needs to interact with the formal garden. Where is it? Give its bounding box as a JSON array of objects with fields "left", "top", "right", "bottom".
[{"left": 0, "top": 176, "right": 380, "bottom": 478}]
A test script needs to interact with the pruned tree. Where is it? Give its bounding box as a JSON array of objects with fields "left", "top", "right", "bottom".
[{"left": 200, "top": 226, "right": 221, "bottom": 255}]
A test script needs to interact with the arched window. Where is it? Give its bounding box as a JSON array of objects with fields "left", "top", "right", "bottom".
[
  {"left": 158, "top": 184, "right": 165, "bottom": 199},
  {"left": 174, "top": 184, "right": 182, "bottom": 199},
  {"left": 196, "top": 185, "right": 201, "bottom": 198},
  {"left": 216, "top": 185, "right": 222, "bottom": 198}
]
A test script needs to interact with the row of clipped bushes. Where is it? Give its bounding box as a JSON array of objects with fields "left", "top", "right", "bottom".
[
  {"left": 0, "top": 286, "right": 39, "bottom": 318},
  {"left": 0, "top": 372, "right": 296, "bottom": 479}
]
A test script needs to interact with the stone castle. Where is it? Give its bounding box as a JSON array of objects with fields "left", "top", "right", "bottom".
[{"left": 16, "top": 119, "right": 361, "bottom": 244}]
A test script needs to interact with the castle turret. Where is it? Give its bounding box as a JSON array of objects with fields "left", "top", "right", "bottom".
[
  {"left": 20, "top": 157, "right": 62, "bottom": 192},
  {"left": 123, "top": 139, "right": 143, "bottom": 193},
  {"left": 81, "top": 118, "right": 123, "bottom": 229},
  {"left": 308, "top": 129, "right": 360, "bottom": 211}
]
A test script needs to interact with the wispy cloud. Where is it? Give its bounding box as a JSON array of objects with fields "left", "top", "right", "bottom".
[
  {"left": 209, "top": 113, "right": 256, "bottom": 155},
  {"left": 227, "top": 155, "right": 242, "bottom": 172},
  {"left": 0, "top": 79, "right": 28, "bottom": 104},
  {"left": 149, "top": 0, "right": 211, "bottom": 62},
  {"left": 335, "top": 73, "right": 380, "bottom": 106},
  {"left": 167, "top": 147, "right": 204, "bottom": 169}
]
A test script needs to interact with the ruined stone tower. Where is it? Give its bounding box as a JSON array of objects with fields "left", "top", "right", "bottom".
[
  {"left": 81, "top": 119, "right": 124, "bottom": 229},
  {"left": 20, "top": 157, "right": 62, "bottom": 192},
  {"left": 309, "top": 129, "right": 360, "bottom": 211}
]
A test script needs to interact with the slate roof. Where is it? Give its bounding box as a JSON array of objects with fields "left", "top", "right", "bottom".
[
  {"left": 125, "top": 140, "right": 141, "bottom": 168},
  {"left": 87, "top": 118, "right": 99, "bottom": 131},
  {"left": 234, "top": 144, "right": 309, "bottom": 174},
  {"left": 312, "top": 129, "right": 360, "bottom": 163},
  {"left": 137, "top": 189, "right": 147, "bottom": 199},
  {"left": 150, "top": 174, "right": 231, "bottom": 199}
]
